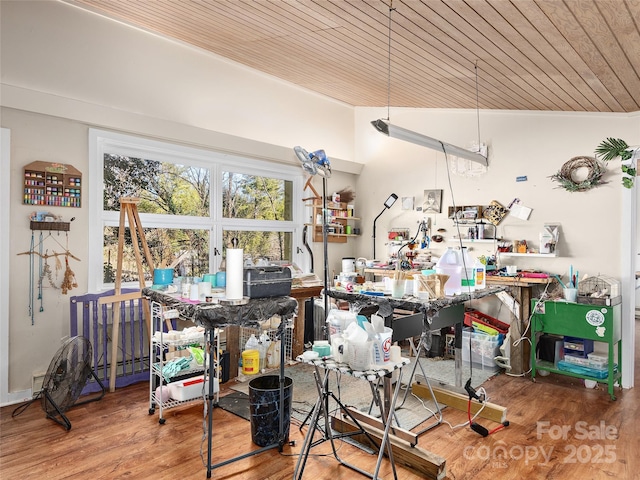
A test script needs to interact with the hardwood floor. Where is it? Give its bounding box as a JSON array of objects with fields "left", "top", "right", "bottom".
[{"left": 2, "top": 324, "right": 639, "bottom": 480}]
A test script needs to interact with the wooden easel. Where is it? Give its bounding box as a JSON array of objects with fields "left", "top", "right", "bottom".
[{"left": 99, "top": 197, "right": 155, "bottom": 392}]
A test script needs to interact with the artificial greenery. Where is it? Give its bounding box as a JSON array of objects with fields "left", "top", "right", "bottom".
[
  {"left": 550, "top": 156, "right": 606, "bottom": 192},
  {"left": 595, "top": 137, "right": 637, "bottom": 188}
]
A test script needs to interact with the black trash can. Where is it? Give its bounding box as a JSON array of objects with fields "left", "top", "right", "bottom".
[{"left": 248, "top": 375, "right": 293, "bottom": 447}]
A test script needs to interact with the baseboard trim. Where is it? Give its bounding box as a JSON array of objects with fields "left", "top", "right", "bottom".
[{"left": 1, "top": 389, "right": 33, "bottom": 407}]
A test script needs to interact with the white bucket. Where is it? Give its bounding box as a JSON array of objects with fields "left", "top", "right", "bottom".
[
  {"left": 371, "top": 327, "right": 393, "bottom": 364},
  {"left": 342, "top": 257, "right": 355, "bottom": 273},
  {"left": 346, "top": 339, "right": 372, "bottom": 371}
]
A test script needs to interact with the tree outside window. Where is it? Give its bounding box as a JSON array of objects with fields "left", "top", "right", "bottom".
[{"left": 93, "top": 131, "right": 302, "bottom": 290}]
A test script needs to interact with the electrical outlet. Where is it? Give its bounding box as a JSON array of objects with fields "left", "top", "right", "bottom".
[{"left": 32, "top": 372, "right": 46, "bottom": 393}]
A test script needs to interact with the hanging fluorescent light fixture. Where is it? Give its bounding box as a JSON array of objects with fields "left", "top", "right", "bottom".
[
  {"left": 371, "top": 2, "right": 488, "bottom": 167},
  {"left": 371, "top": 119, "right": 488, "bottom": 166}
]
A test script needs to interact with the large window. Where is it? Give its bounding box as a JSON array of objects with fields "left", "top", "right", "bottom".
[{"left": 89, "top": 129, "right": 303, "bottom": 292}]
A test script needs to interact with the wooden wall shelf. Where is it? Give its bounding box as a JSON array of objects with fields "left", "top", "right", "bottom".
[
  {"left": 23, "top": 161, "right": 82, "bottom": 208},
  {"left": 499, "top": 252, "right": 558, "bottom": 258},
  {"left": 308, "top": 198, "right": 359, "bottom": 243},
  {"left": 30, "top": 221, "right": 71, "bottom": 231}
]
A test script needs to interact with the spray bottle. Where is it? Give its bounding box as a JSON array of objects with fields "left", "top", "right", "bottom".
[{"left": 459, "top": 246, "right": 476, "bottom": 293}]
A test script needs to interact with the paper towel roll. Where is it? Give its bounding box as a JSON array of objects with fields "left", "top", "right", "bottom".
[{"left": 226, "top": 248, "right": 244, "bottom": 300}]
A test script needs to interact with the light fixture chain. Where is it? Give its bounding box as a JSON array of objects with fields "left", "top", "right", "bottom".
[
  {"left": 386, "top": 1, "right": 396, "bottom": 121},
  {"left": 475, "top": 60, "right": 481, "bottom": 149}
]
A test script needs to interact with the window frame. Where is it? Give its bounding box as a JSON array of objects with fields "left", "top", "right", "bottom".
[{"left": 88, "top": 129, "right": 304, "bottom": 293}]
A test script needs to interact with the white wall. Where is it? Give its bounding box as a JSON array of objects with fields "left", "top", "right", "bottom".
[
  {"left": 1, "top": 128, "right": 13, "bottom": 405},
  {"left": 354, "top": 108, "right": 639, "bottom": 280},
  {"left": 637, "top": 190, "right": 640, "bottom": 307}
]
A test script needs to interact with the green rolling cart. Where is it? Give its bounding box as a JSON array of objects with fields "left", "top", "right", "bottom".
[{"left": 530, "top": 299, "right": 621, "bottom": 400}]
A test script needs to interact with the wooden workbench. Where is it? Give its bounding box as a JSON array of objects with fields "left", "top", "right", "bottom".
[
  {"left": 289, "top": 285, "right": 324, "bottom": 358},
  {"left": 486, "top": 275, "right": 554, "bottom": 375}
]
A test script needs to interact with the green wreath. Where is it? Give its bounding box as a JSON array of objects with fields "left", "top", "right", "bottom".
[{"left": 550, "top": 156, "right": 606, "bottom": 192}]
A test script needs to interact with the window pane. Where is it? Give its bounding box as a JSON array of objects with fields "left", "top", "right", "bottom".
[
  {"left": 222, "top": 172, "right": 292, "bottom": 221},
  {"left": 223, "top": 230, "right": 292, "bottom": 264},
  {"left": 104, "top": 154, "right": 210, "bottom": 216},
  {"left": 103, "top": 226, "right": 210, "bottom": 283}
]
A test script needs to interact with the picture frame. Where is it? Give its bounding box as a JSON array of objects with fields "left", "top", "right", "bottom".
[
  {"left": 401, "top": 196, "right": 414, "bottom": 210},
  {"left": 423, "top": 189, "right": 443, "bottom": 213}
]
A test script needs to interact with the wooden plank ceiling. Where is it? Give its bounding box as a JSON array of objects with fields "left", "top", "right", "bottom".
[{"left": 65, "top": 0, "right": 640, "bottom": 113}]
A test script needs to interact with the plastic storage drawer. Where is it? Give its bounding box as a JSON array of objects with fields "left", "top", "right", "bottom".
[{"left": 462, "top": 329, "right": 502, "bottom": 372}]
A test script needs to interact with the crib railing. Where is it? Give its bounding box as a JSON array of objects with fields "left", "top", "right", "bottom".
[{"left": 70, "top": 289, "right": 149, "bottom": 394}]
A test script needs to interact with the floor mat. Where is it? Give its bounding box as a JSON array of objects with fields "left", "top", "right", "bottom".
[
  {"left": 228, "top": 362, "right": 459, "bottom": 430},
  {"left": 217, "top": 392, "right": 250, "bottom": 421}
]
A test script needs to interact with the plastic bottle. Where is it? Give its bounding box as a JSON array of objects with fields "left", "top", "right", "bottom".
[
  {"left": 245, "top": 333, "right": 259, "bottom": 351},
  {"left": 475, "top": 258, "right": 486, "bottom": 290},
  {"left": 258, "top": 333, "right": 271, "bottom": 371},
  {"left": 326, "top": 309, "right": 356, "bottom": 336},
  {"left": 477, "top": 221, "right": 485, "bottom": 240},
  {"left": 435, "top": 247, "right": 462, "bottom": 295},
  {"left": 459, "top": 247, "right": 476, "bottom": 293},
  {"left": 267, "top": 339, "right": 281, "bottom": 368}
]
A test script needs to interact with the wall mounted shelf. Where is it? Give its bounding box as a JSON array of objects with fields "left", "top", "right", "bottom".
[
  {"left": 450, "top": 238, "right": 501, "bottom": 244},
  {"left": 499, "top": 252, "right": 558, "bottom": 258},
  {"left": 30, "top": 221, "right": 71, "bottom": 231},
  {"left": 23, "top": 161, "right": 82, "bottom": 208},
  {"left": 307, "top": 198, "right": 359, "bottom": 243},
  {"left": 448, "top": 204, "right": 489, "bottom": 224}
]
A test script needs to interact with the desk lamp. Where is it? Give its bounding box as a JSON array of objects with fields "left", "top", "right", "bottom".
[{"left": 372, "top": 193, "right": 397, "bottom": 259}]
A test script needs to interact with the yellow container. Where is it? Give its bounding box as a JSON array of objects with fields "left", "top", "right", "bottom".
[{"left": 242, "top": 349, "right": 260, "bottom": 375}]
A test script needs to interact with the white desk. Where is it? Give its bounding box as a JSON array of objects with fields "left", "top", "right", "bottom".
[{"left": 293, "top": 356, "right": 410, "bottom": 480}]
